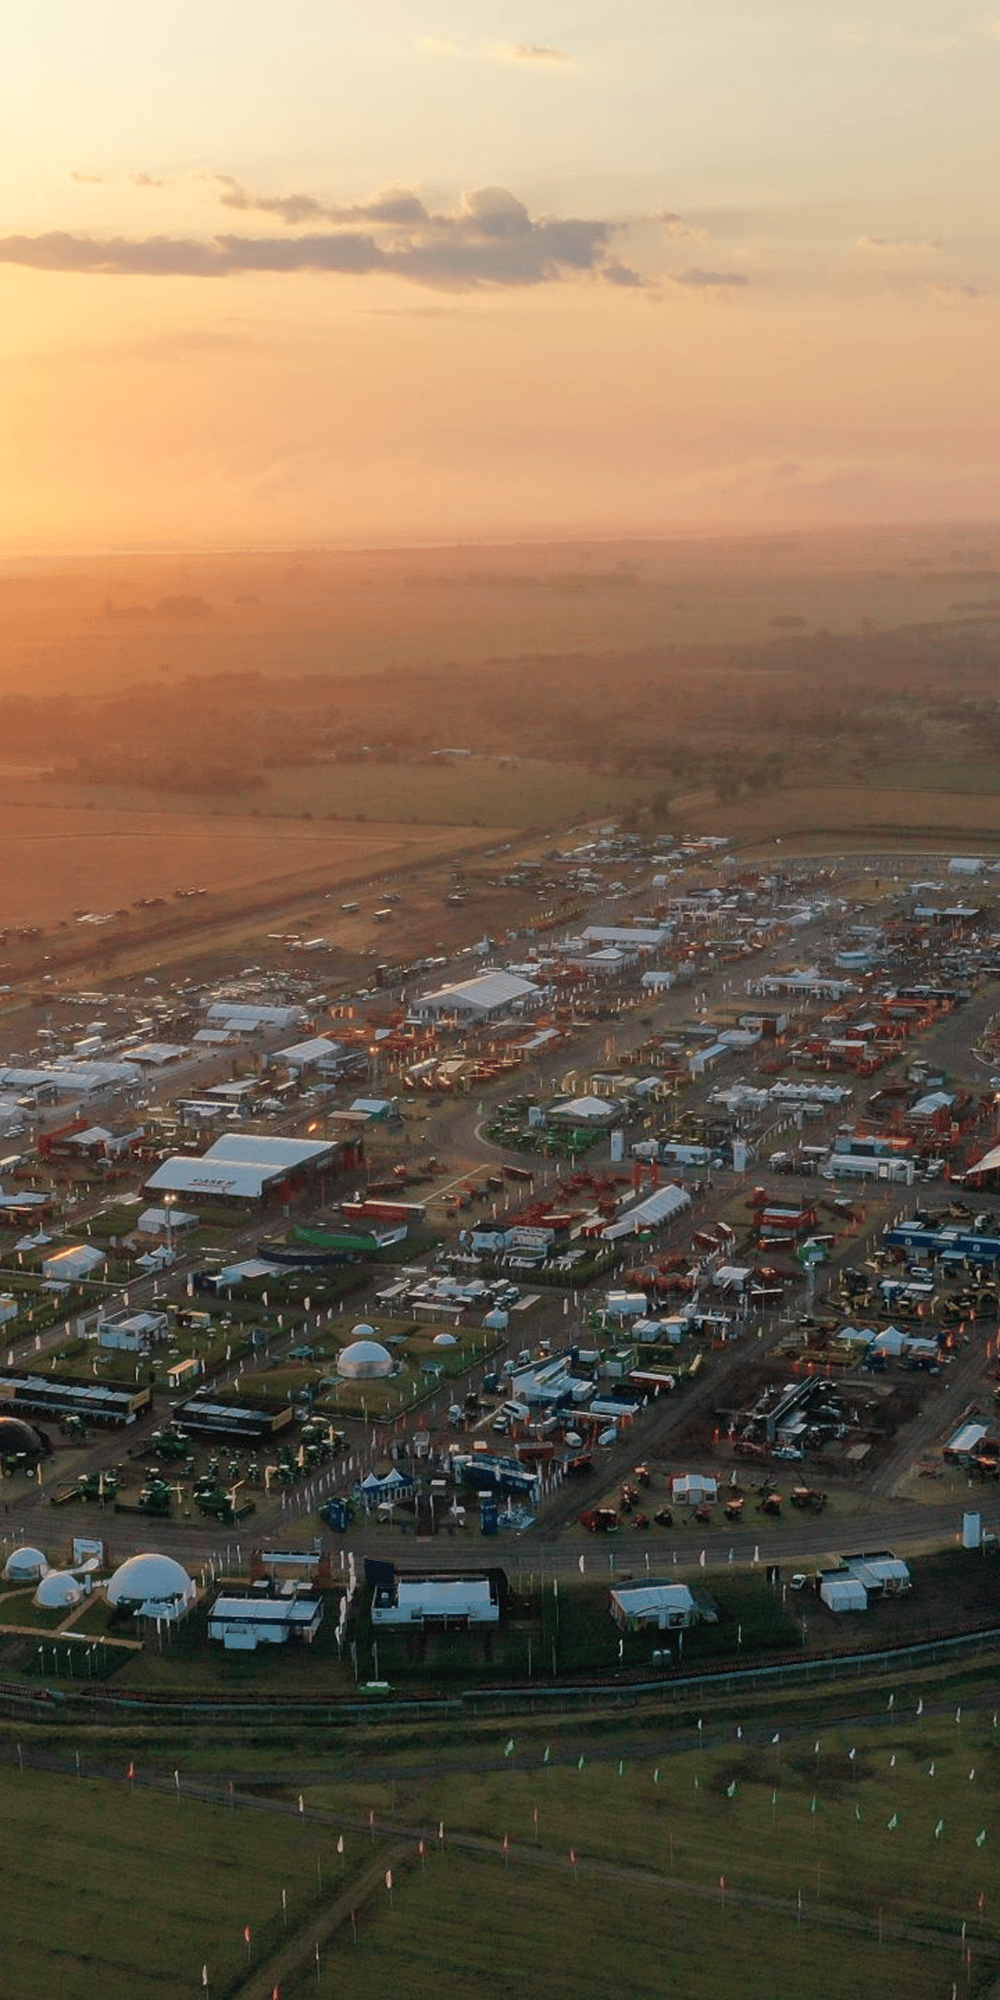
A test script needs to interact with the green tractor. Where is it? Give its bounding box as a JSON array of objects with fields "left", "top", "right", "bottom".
[
  {"left": 194, "top": 1481, "right": 256, "bottom": 1525},
  {"left": 300, "top": 1421, "right": 345, "bottom": 1461},
  {"left": 77, "top": 1469, "right": 120, "bottom": 1504},
  {"left": 148, "top": 1427, "right": 192, "bottom": 1462},
  {"left": 137, "top": 1478, "right": 174, "bottom": 1516}
]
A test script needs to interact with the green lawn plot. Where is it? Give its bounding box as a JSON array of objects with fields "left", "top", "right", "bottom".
[
  {"left": 0, "top": 1587, "right": 68, "bottom": 1631},
  {"left": 42, "top": 1311, "right": 262, "bottom": 1390},
  {"left": 212, "top": 1266, "right": 362, "bottom": 1313},
  {"left": 21, "top": 1632, "right": 134, "bottom": 1683},
  {"left": 353, "top": 1589, "right": 543, "bottom": 1687},
  {"left": 0, "top": 1765, "right": 364, "bottom": 2000},
  {"left": 103, "top": 1587, "right": 356, "bottom": 1695},
  {"left": 59, "top": 1594, "right": 132, "bottom": 1638},
  {"left": 544, "top": 1573, "right": 801, "bottom": 1678},
  {"left": 0, "top": 1592, "right": 140, "bottom": 1680},
  {"left": 0, "top": 1270, "right": 109, "bottom": 1339},
  {"left": 3, "top": 1240, "right": 130, "bottom": 1285},
  {"left": 254, "top": 1315, "right": 498, "bottom": 1421},
  {"left": 82, "top": 1198, "right": 147, "bottom": 1241},
  {"left": 81, "top": 1205, "right": 230, "bottom": 1256},
  {"left": 681, "top": 780, "right": 1000, "bottom": 853},
  {"left": 481, "top": 1246, "right": 619, "bottom": 1290},
  {"left": 31, "top": 1338, "right": 156, "bottom": 1391},
  {"left": 279, "top": 1844, "right": 967, "bottom": 2000},
  {"left": 867, "top": 754, "right": 1000, "bottom": 796},
  {"left": 35, "top": 753, "right": 646, "bottom": 827}
]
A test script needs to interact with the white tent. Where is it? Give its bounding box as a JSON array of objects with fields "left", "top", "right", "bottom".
[
  {"left": 820, "top": 1575, "right": 867, "bottom": 1613},
  {"left": 671, "top": 1473, "right": 718, "bottom": 1506},
  {"left": 602, "top": 1184, "right": 691, "bottom": 1241},
  {"left": 871, "top": 1325, "right": 908, "bottom": 1356},
  {"left": 548, "top": 1095, "right": 616, "bottom": 1124}
]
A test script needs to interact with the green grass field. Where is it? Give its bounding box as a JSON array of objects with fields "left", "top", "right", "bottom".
[
  {"left": 281, "top": 1847, "right": 975, "bottom": 2000},
  {"left": 0, "top": 1767, "right": 360, "bottom": 2000},
  {"left": 547, "top": 1574, "right": 802, "bottom": 1675},
  {"left": 4, "top": 1680, "right": 999, "bottom": 1998},
  {"left": 295, "top": 1716, "right": 1000, "bottom": 1998}
]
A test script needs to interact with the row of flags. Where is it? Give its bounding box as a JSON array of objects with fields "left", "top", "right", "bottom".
[
  {"left": 500, "top": 1700, "right": 996, "bottom": 1773},
  {"left": 192, "top": 1793, "right": 989, "bottom": 1987},
  {"left": 728, "top": 1768, "right": 986, "bottom": 1839}
]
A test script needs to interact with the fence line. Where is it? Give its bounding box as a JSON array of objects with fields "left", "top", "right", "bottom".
[{"left": 1, "top": 1618, "right": 998, "bottom": 1729}]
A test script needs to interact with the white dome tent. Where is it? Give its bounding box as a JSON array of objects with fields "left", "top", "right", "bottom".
[
  {"left": 338, "top": 1337, "right": 395, "bottom": 1380},
  {"left": 34, "top": 1570, "right": 85, "bottom": 1612},
  {"left": 106, "top": 1552, "right": 195, "bottom": 1622},
  {"left": 4, "top": 1546, "right": 49, "bottom": 1584}
]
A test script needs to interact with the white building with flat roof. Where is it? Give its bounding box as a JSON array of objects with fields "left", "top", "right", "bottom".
[
  {"left": 610, "top": 1582, "right": 698, "bottom": 1631},
  {"left": 208, "top": 1592, "right": 324, "bottom": 1650},
  {"left": 371, "top": 1575, "right": 499, "bottom": 1627}
]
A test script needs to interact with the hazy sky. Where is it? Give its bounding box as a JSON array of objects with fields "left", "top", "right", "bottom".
[{"left": 2, "top": 0, "right": 996, "bottom": 547}]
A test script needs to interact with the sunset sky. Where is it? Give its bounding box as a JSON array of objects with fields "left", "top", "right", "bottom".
[{"left": 2, "top": 0, "right": 996, "bottom": 548}]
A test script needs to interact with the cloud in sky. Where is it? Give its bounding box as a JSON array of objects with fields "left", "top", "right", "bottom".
[
  {"left": 671, "top": 268, "right": 749, "bottom": 289},
  {"left": 416, "top": 34, "right": 462, "bottom": 56},
  {"left": 418, "top": 34, "right": 572, "bottom": 66},
  {"left": 491, "top": 43, "right": 571, "bottom": 66},
  {"left": 927, "top": 279, "right": 981, "bottom": 301},
  {"left": 70, "top": 170, "right": 104, "bottom": 185},
  {"left": 0, "top": 186, "right": 643, "bottom": 291},
  {"left": 131, "top": 172, "right": 164, "bottom": 189},
  {"left": 855, "top": 233, "right": 940, "bottom": 252},
  {"left": 654, "top": 211, "right": 707, "bottom": 240},
  {"left": 602, "top": 258, "right": 646, "bottom": 288},
  {"left": 208, "top": 173, "right": 428, "bottom": 228}
]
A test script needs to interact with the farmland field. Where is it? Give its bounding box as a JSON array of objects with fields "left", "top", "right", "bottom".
[
  {"left": 680, "top": 781, "right": 1000, "bottom": 852},
  {"left": 0, "top": 796, "right": 495, "bottom": 931},
  {"left": 4, "top": 530, "right": 998, "bottom": 695},
  {"left": 7, "top": 756, "right": 648, "bottom": 829}
]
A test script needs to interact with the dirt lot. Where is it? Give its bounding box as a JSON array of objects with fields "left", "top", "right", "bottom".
[{"left": 668, "top": 1356, "right": 931, "bottom": 1477}]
